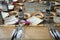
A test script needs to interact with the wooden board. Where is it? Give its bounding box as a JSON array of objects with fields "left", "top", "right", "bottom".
[
  {"left": 21, "top": 26, "right": 54, "bottom": 40},
  {"left": 0, "top": 25, "right": 15, "bottom": 40},
  {"left": 56, "top": 27, "right": 60, "bottom": 33}
]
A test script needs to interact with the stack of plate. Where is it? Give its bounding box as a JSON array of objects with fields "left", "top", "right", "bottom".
[{"left": 4, "top": 16, "right": 18, "bottom": 25}]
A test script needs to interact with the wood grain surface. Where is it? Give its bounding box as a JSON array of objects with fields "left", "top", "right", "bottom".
[
  {"left": 21, "top": 26, "right": 55, "bottom": 40},
  {"left": 0, "top": 25, "right": 15, "bottom": 40}
]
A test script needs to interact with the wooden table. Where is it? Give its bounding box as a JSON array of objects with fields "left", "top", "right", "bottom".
[
  {"left": 0, "top": 24, "right": 60, "bottom": 40},
  {"left": 21, "top": 26, "right": 55, "bottom": 40},
  {"left": 0, "top": 25, "right": 15, "bottom": 40}
]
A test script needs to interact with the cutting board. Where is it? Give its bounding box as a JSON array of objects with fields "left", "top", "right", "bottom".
[
  {"left": 0, "top": 25, "right": 15, "bottom": 40},
  {"left": 21, "top": 26, "right": 55, "bottom": 40}
]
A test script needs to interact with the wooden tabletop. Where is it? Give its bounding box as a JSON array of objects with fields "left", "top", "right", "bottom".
[
  {"left": 0, "top": 24, "right": 59, "bottom": 40},
  {"left": 21, "top": 26, "right": 55, "bottom": 40},
  {"left": 0, "top": 25, "right": 15, "bottom": 40}
]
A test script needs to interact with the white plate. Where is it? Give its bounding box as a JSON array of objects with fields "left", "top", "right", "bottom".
[
  {"left": 13, "top": 0, "right": 18, "bottom": 2},
  {"left": 27, "top": 16, "right": 43, "bottom": 25},
  {"left": 8, "top": 4, "right": 14, "bottom": 10}
]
